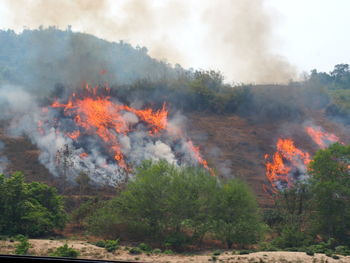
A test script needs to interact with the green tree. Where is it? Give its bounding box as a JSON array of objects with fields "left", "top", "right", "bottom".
[
  {"left": 0, "top": 172, "right": 67, "bottom": 237},
  {"left": 211, "top": 179, "right": 264, "bottom": 248},
  {"left": 88, "top": 160, "right": 264, "bottom": 248},
  {"left": 309, "top": 143, "right": 350, "bottom": 245}
]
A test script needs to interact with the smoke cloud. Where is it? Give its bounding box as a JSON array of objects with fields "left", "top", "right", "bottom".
[
  {"left": 0, "top": 84, "right": 208, "bottom": 186},
  {"left": 1, "top": 0, "right": 296, "bottom": 83}
]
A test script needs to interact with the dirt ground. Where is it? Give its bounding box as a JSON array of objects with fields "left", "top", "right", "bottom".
[{"left": 1, "top": 239, "right": 350, "bottom": 263}]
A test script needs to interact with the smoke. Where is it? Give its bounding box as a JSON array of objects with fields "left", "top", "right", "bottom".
[
  {"left": 202, "top": 0, "right": 296, "bottom": 83},
  {"left": 1, "top": 0, "right": 296, "bottom": 84},
  {"left": 0, "top": 84, "right": 209, "bottom": 186},
  {"left": 0, "top": 141, "right": 8, "bottom": 174}
]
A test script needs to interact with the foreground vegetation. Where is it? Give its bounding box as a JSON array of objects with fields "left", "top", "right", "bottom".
[{"left": 1, "top": 143, "right": 350, "bottom": 259}]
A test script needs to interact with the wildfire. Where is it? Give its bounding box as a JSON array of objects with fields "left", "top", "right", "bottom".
[
  {"left": 187, "top": 140, "right": 215, "bottom": 176},
  {"left": 305, "top": 126, "right": 340, "bottom": 148},
  {"left": 45, "top": 84, "right": 213, "bottom": 176},
  {"left": 265, "top": 138, "right": 311, "bottom": 191},
  {"left": 51, "top": 86, "right": 168, "bottom": 170}
]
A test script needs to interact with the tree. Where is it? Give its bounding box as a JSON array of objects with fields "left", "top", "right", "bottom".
[
  {"left": 309, "top": 143, "right": 350, "bottom": 245},
  {"left": 0, "top": 172, "right": 67, "bottom": 236},
  {"left": 211, "top": 179, "right": 264, "bottom": 248},
  {"left": 269, "top": 183, "right": 312, "bottom": 248},
  {"left": 76, "top": 172, "right": 91, "bottom": 195},
  {"left": 88, "top": 160, "right": 264, "bottom": 248}
]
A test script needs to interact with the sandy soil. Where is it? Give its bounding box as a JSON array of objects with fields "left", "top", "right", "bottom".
[{"left": 1, "top": 239, "right": 350, "bottom": 263}]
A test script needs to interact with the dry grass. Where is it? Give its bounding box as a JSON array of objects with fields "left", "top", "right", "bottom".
[{"left": 1, "top": 239, "right": 350, "bottom": 263}]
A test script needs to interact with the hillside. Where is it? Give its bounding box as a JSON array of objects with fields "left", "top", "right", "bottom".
[
  {"left": 1, "top": 28, "right": 350, "bottom": 207},
  {"left": 1, "top": 108, "right": 348, "bottom": 207}
]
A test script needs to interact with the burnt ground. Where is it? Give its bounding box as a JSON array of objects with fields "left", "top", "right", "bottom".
[
  {"left": 0, "top": 110, "right": 349, "bottom": 208},
  {"left": 186, "top": 110, "right": 350, "bottom": 207}
]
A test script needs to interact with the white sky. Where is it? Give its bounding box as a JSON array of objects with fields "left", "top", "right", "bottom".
[
  {"left": 0, "top": 0, "right": 349, "bottom": 80},
  {"left": 266, "top": 0, "right": 350, "bottom": 74}
]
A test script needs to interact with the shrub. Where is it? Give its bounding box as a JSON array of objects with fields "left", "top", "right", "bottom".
[
  {"left": 239, "top": 250, "right": 250, "bottom": 255},
  {"left": 14, "top": 236, "right": 31, "bottom": 255},
  {"left": 50, "top": 244, "right": 79, "bottom": 258},
  {"left": 163, "top": 249, "right": 174, "bottom": 255},
  {"left": 325, "top": 250, "right": 333, "bottom": 257},
  {"left": 213, "top": 250, "right": 221, "bottom": 256},
  {"left": 272, "top": 225, "right": 310, "bottom": 249},
  {"left": 335, "top": 245, "right": 350, "bottom": 256},
  {"left": 152, "top": 248, "right": 162, "bottom": 254},
  {"left": 332, "top": 255, "right": 340, "bottom": 259},
  {"left": 259, "top": 242, "right": 278, "bottom": 251},
  {"left": 129, "top": 247, "right": 142, "bottom": 255},
  {"left": 306, "top": 250, "right": 314, "bottom": 256},
  {"left": 104, "top": 239, "right": 119, "bottom": 252},
  {"left": 93, "top": 240, "right": 106, "bottom": 248},
  {"left": 138, "top": 243, "right": 151, "bottom": 252}
]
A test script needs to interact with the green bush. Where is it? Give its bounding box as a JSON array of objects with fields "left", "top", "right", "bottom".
[
  {"left": 306, "top": 250, "right": 314, "bottom": 256},
  {"left": 138, "top": 242, "right": 151, "bottom": 252},
  {"left": 325, "top": 250, "right": 333, "bottom": 257},
  {"left": 104, "top": 239, "right": 119, "bottom": 252},
  {"left": 50, "top": 244, "right": 79, "bottom": 258},
  {"left": 163, "top": 249, "right": 174, "bottom": 255},
  {"left": 212, "top": 250, "right": 221, "bottom": 256},
  {"left": 129, "top": 247, "right": 142, "bottom": 255},
  {"left": 335, "top": 245, "right": 350, "bottom": 256},
  {"left": 239, "top": 250, "right": 250, "bottom": 255},
  {"left": 14, "top": 236, "right": 31, "bottom": 255},
  {"left": 272, "top": 225, "right": 310, "bottom": 249},
  {"left": 93, "top": 240, "right": 106, "bottom": 248},
  {"left": 259, "top": 242, "right": 278, "bottom": 251},
  {"left": 152, "top": 248, "right": 162, "bottom": 254}
]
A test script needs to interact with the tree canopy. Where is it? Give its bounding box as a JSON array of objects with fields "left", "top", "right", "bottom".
[{"left": 0, "top": 172, "right": 67, "bottom": 237}]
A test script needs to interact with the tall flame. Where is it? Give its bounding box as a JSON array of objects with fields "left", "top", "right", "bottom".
[
  {"left": 51, "top": 85, "right": 168, "bottom": 170},
  {"left": 47, "top": 84, "right": 213, "bottom": 177},
  {"left": 265, "top": 138, "right": 311, "bottom": 191}
]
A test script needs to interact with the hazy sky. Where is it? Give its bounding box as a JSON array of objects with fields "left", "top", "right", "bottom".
[
  {"left": 0, "top": 0, "right": 349, "bottom": 83},
  {"left": 267, "top": 0, "right": 350, "bottom": 74}
]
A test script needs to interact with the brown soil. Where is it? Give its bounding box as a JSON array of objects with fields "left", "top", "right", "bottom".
[{"left": 1, "top": 239, "right": 349, "bottom": 263}]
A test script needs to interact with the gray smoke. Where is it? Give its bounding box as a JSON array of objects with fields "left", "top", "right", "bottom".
[
  {"left": 0, "top": 85, "right": 207, "bottom": 186},
  {"left": 2, "top": 0, "right": 296, "bottom": 84},
  {"left": 0, "top": 141, "right": 8, "bottom": 174}
]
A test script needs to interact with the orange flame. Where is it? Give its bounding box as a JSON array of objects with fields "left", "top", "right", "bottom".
[
  {"left": 51, "top": 85, "right": 168, "bottom": 170},
  {"left": 67, "top": 130, "right": 80, "bottom": 140},
  {"left": 265, "top": 138, "right": 310, "bottom": 191},
  {"left": 187, "top": 140, "right": 215, "bottom": 176},
  {"left": 79, "top": 152, "right": 88, "bottom": 158},
  {"left": 305, "top": 126, "right": 340, "bottom": 149}
]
